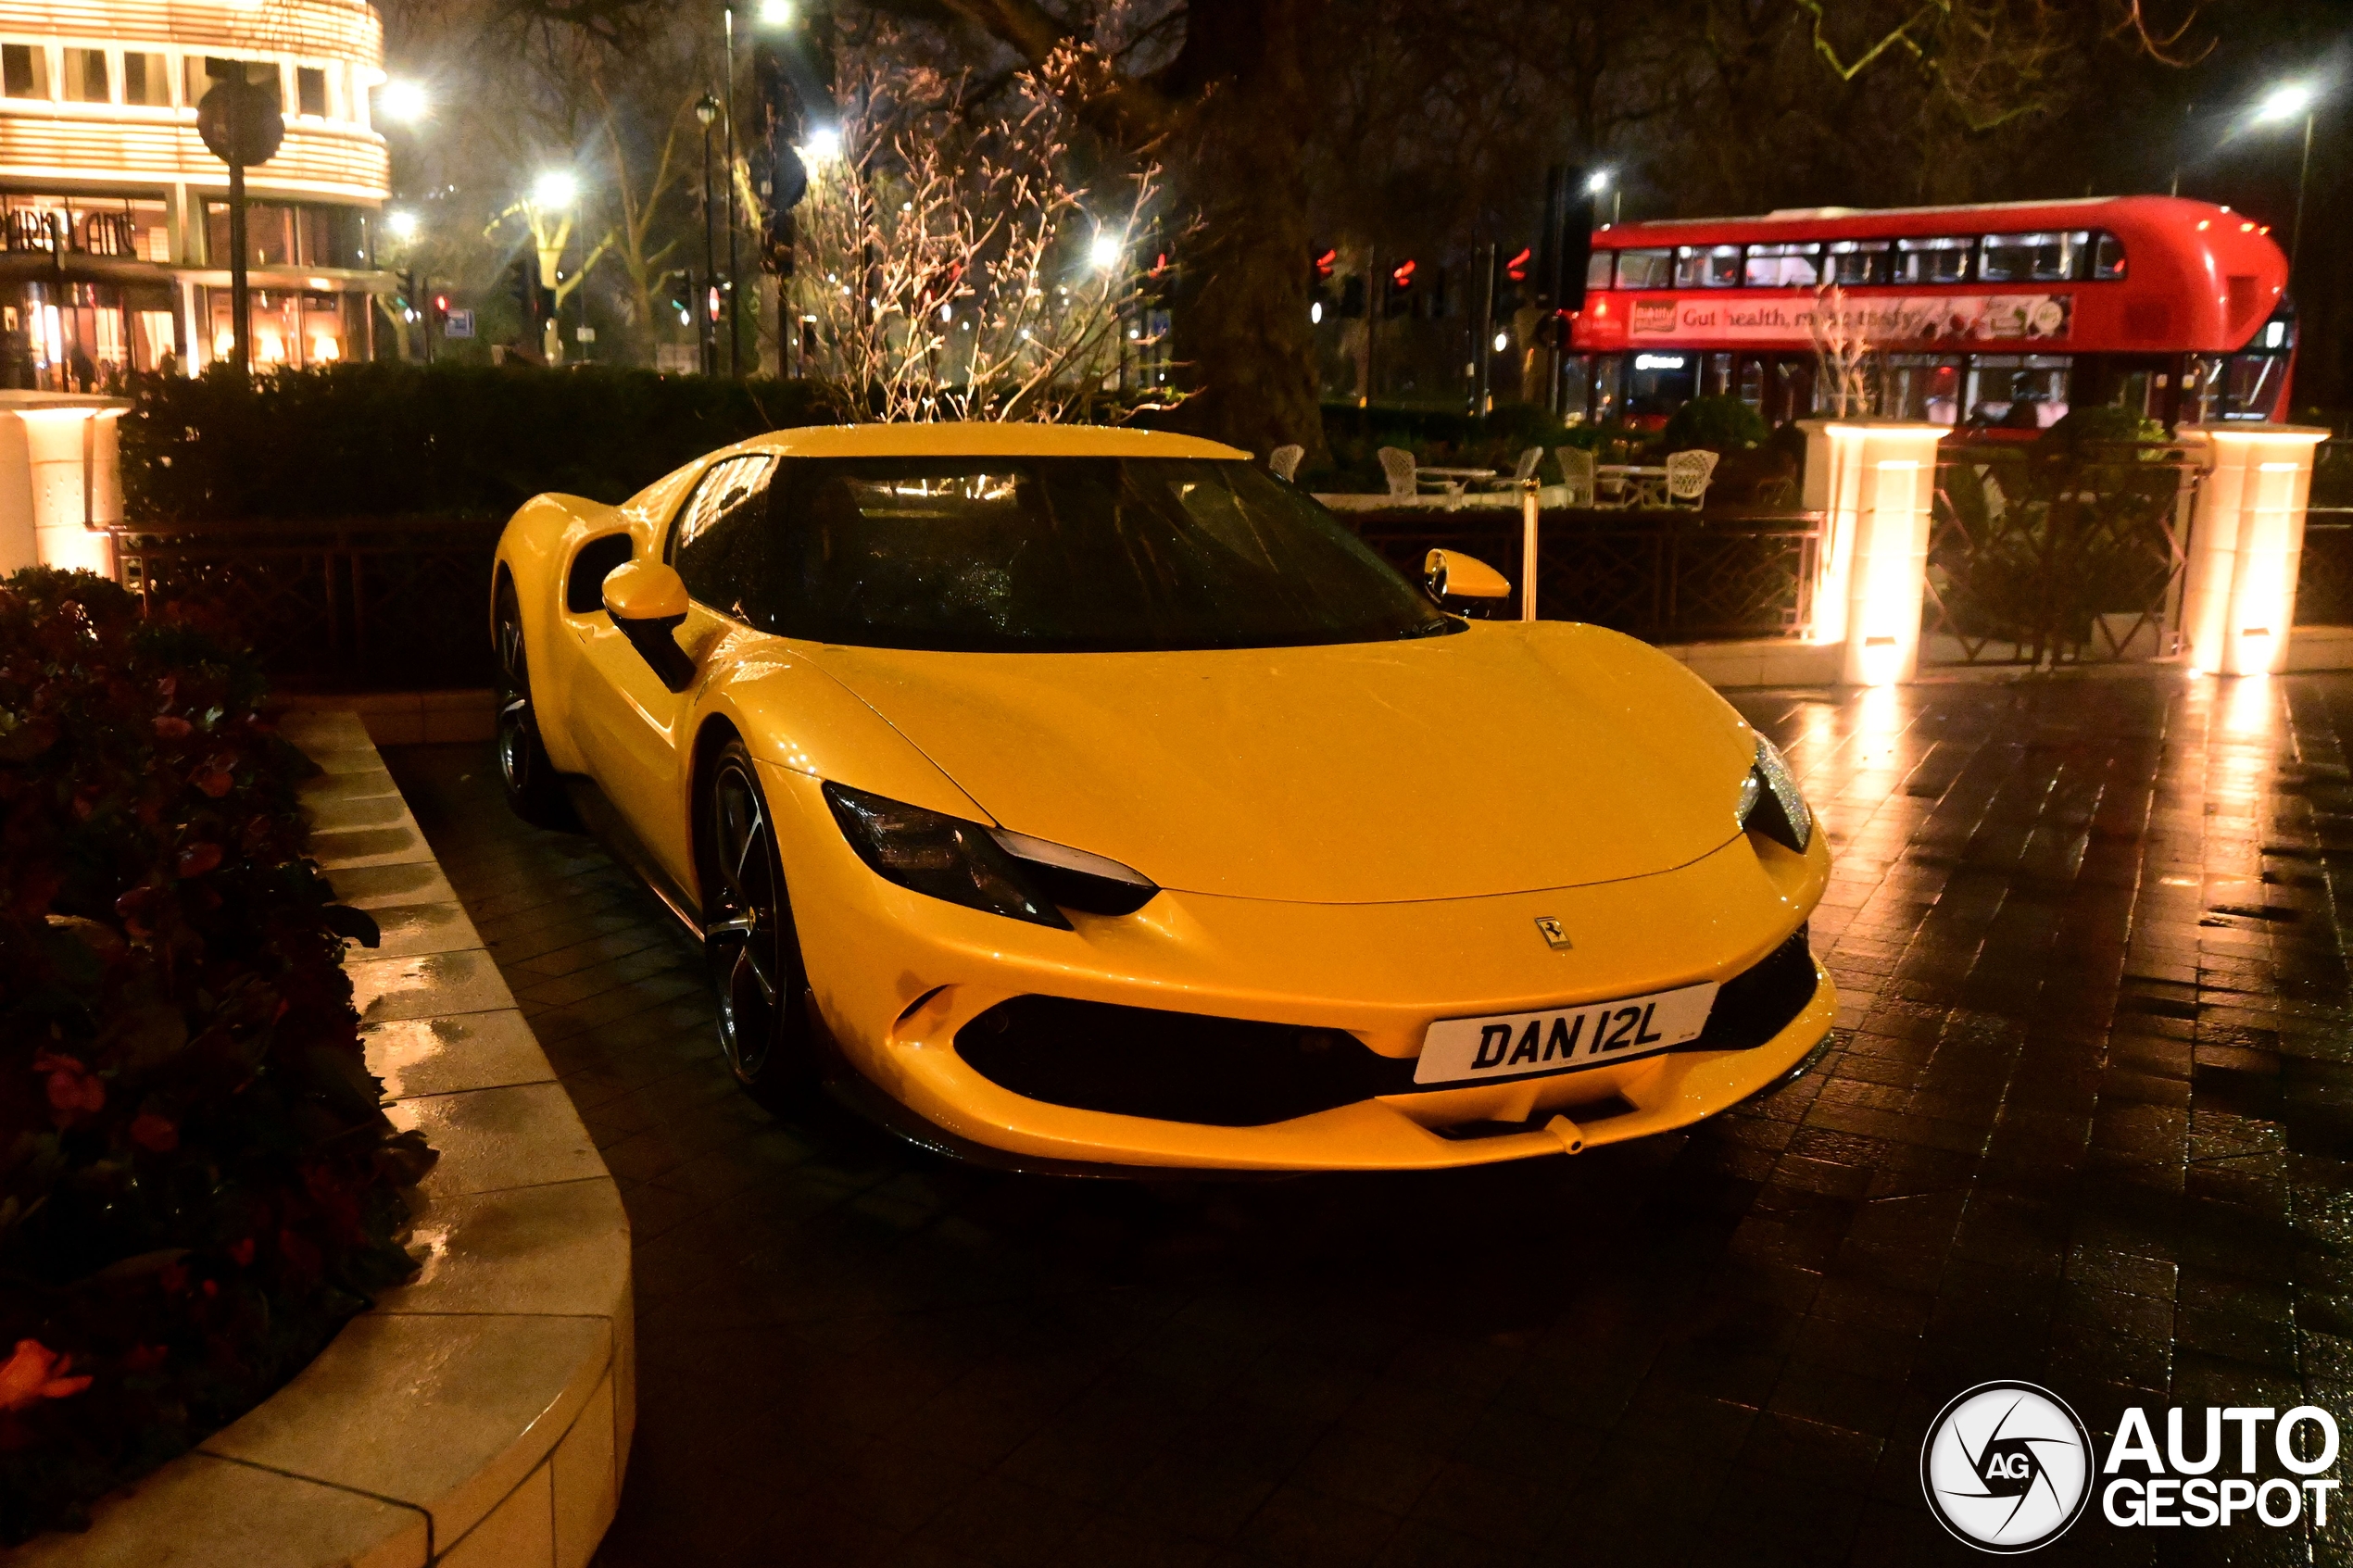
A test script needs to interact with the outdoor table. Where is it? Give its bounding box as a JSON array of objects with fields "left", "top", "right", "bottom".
[{"left": 1597, "top": 463, "right": 1668, "bottom": 508}]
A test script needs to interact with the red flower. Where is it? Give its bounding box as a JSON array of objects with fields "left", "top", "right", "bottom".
[
  {"left": 0, "top": 1342, "right": 91, "bottom": 1412},
  {"left": 175, "top": 842, "right": 222, "bottom": 878},
  {"left": 129, "top": 1113, "right": 178, "bottom": 1154},
  {"left": 152, "top": 714, "right": 192, "bottom": 740},
  {"left": 30, "top": 1051, "right": 103, "bottom": 1124}
]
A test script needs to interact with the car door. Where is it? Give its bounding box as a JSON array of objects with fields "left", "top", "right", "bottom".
[{"left": 572, "top": 451, "right": 777, "bottom": 885}]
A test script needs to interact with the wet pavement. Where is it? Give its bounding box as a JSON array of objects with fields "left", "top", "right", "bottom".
[{"left": 382, "top": 671, "right": 2353, "bottom": 1567}]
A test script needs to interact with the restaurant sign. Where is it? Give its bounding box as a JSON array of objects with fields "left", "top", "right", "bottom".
[{"left": 1628, "top": 293, "right": 2071, "bottom": 345}]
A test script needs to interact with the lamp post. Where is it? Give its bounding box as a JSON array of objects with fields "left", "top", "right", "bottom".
[
  {"left": 2253, "top": 82, "right": 2320, "bottom": 287},
  {"left": 696, "top": 94, "right": 720, "bottom": 375},
  {"left": 530, "top": 169, "right": 576, "bottom": 364},
  {"left": 723, "top": 5, "right": 741, "bottom": 378},
  {"left": 1587, "top": 168, "right": 1618, "bottom": 228}
]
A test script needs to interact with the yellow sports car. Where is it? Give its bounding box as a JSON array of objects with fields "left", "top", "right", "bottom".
[{"left": 490, "top": 423, "right": 1832, "bottom": 1173}]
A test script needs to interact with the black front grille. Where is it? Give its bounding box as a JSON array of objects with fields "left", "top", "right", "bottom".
[{"left": 952, "top": 925, "right": 1821, "bottom": 1128}]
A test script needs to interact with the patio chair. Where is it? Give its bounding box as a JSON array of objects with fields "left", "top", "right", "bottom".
[
  {"left": 1268, "top": 444, "right": 1304, "bottom": 483},
  {"left": 1485, "top": 446, "right": 1542, "bottom": 490},
  {"left": 1377, "top": 446, "right": 1419, "bottom": 501},
  {"left": 1554, "top": 446, "right": 1597, "bottom": 508},
  {"left": 1665, "top": 448, "right": 1719, "bottom": 509}
]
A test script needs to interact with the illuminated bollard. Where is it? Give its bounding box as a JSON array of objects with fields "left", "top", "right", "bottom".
[
  {"left": 2176, "top": 425, "right": 2330, "bottom": 676},
  {"left": 0, "top": 394, "right": 128, "bottom": 579},
  {"left": 1798, "top": 420, "right": 1951, "bottom": 685}
]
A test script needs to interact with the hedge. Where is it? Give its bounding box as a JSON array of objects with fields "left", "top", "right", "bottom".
[
  {"left": 121, "top": 363, "right": 831, "bottom": 525},
  {"left": 0, "top": 569, "right": 431, "bottom": 1541}
]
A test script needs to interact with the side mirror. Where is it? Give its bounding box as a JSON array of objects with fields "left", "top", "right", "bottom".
[
  {"left": 601, "top": 560, "right": 696, "bottom": 693},
  {"left": 1424, "top": 548, "right": 1512, "bottom": 611}
]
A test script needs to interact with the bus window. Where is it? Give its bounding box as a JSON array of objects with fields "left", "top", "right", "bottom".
[
  {"left": 1737, "top": 358, "right": 1765, "bottom": 412},
  {"left": 1592, "top": 355, "right": 1623, "bottom": 420},
  {"left": 1615, "top": 248, "right": 1673, "bottom": 289},
  {"left": 1627, "top": 351, "right": 1698, "bottom": 415},
  {"left": 1883, "top": 355, "right": 1963, "bottom": 424},
  {"left": 2092, "top": 233, "right": 2127, "bottom": 280},
  {"left": 1704, "top": 351, "right": 1734, "bottom": 396},
  {"left": 1674, "top": 245, "right": 1742, "bottom": 288},
  {"left": 1744, "top": 243, "right": 1821, "bottom": 287},
  {"left": 1965, "top": 354, "right": 2071, "bottom": 429},
  {"left": 1894, "top": 237, "right": 1973, "bottom": 285},
  {"left": 1586, "top": 252, "right": 1615, "bottom": 290},
  {"left": 1826, "top": 240, "right": 1891, "bottom": 286},
  {"left": 1980, "top": 231, "right": 2090, "bottom": 283}
]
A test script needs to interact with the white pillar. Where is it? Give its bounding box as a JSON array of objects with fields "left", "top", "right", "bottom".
[
  {"left": 1798, "top": 420, "right": 1950, "bottom": 685},
  {"left": 2176, "top": 425, "right": 2330, "bottom": 677},
  {"left": 0, "top": 395, "right": 129, "bottom": 579}
]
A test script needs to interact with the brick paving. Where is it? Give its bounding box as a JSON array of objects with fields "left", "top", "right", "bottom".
[{"left": 381, "top": 671, "right": 2353, "bottom": 1567}]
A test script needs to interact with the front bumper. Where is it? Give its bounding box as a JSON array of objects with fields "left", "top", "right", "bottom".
[{"left": 761, "top": 761, "right": 1834, "bottom": 1173}]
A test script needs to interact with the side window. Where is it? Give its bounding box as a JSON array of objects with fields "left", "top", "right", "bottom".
[
  {"left": 2092, "top": 233, "right": 2127, "bottom": 280},
  {"left": 566, "top": 533, "right": 634, "bottom": 613},
  {"left": 670, "top": 454, "right": 777, "bottom": 609},
  {"left": 1585, "top": 250, "right": 1615, "bottom": 290}
]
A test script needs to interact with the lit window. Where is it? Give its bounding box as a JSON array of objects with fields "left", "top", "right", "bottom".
[
  {"left": 62, "top": 48, "right": 108, "bottom": 103},
  {"left": 1826, "top": 240, "right": 1890, "bottom": 286},
  {"left": 1743, "top": 242, "right": 1820, "bottom": 288},
  {"left": 1612, "top": 248, "right": 1673, "bottom": 290},
  {"left": 1674, "top": 244, "right": 1741, "bottom": 288},
  {"left": 1894, "top": 237, "right": 1972, "bottom": 285},
  {"left": 122, "top": 52, "right": 170, "bottom": 106},
  {"left": 2, "top": 44, "right": 49, "bottom": 100},
  {"left": 1979, "top": 231, "right": 2089, "bottom": 283}
]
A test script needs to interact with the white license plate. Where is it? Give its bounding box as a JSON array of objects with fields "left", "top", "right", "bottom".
[{"left": 1414, "top": 981, "right": 1721, "bottom": 1087}]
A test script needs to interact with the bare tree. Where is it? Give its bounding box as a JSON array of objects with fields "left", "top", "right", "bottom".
[
  {"left": 795, "top": 44, "right": 1168, "bottom": 422},
  {"left": 1810, "top": 283, "right": 1884, "bottom": 416}
]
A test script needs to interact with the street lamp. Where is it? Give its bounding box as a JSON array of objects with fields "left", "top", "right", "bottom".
[
  {"left": 756, "top": 0, "right": 793, "bottom": 24},
  {"left": 696, "top": 94, "right": 721, "bottom": 375},
  {"left": 386, "top": 209, "right": 420, "bottom": 244},
  {"left": 1088, "top": 232, "right": 1122, "bottom": 272},
  {"left": 533, "top": 169, "right": 578, "bottom": 210},
  {"left": 377, "top": 80, "right": 427, "bottom": 124},
  {"left": 1587, "top": 167, "right": 1621, "bottom": 226},
  {"left": 800, "top": 126, "right": 841, "bottom": 165},
  {"left": 2253, "top": 81, "right": 2321, "bottom": 285}
]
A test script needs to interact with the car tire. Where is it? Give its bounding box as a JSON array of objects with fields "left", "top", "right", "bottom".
[
  {"left": 701, "top": 739, "right": 819, "bottom": 1107},
  {"left": 493, "top": 576, "right": 578, "bottom": 832}
]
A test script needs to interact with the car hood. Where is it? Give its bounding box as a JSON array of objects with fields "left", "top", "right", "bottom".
[{"left": 804, "top": 622, "right": 1755, "bottom": 904}]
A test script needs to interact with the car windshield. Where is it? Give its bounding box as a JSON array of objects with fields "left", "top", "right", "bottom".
[{"left": 674, "top": 455, "right": 1455, "bottom": 653}]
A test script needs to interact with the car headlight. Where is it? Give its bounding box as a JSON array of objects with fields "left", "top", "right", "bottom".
[
  {"left": 823, "top": 783, "right": 1159, "bottom": 926},
  {"left": 1736, "top": 734, "right": 1813, "bottom": 853}
]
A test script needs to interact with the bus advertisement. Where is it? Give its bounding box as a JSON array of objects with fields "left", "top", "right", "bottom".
[{"left": 1565, "top": 195, "right": 2292, "bottom": 432}]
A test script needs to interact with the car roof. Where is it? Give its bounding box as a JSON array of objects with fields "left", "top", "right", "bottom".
[{"left": 728, "top": 423, "right": 1252, "bottom": 462}]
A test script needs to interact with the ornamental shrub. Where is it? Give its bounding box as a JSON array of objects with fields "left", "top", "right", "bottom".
[
  {"left": 1662, "top": 395, "right": 1770, "bottom": 454},
  {"left": 0, "top": 568, "right": 430, "bottom": 1542}
]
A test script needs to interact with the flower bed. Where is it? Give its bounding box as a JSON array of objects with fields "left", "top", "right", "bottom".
[{"left": 0, "top": 568, "right": 433, "bottom": 1543}]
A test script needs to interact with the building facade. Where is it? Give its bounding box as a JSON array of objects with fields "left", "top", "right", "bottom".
[{"left": 0, "top": 0, "right": 390, "bottom": 389}]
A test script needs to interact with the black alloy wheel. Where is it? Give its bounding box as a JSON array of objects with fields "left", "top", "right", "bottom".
[
  {"left": 704, "top": 741, "right": 817, "bottom": 1103},
  {"left": 493, "top": 578, "right": 577, "bottom": 830}
]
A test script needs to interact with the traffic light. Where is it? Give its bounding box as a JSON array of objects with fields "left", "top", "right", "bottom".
[
  {"left": 1495, "top": 245, "right": 1532, "bottom": 316},
  {"left": 1309, "top": 245, "right": 1337, "bottom": 323},
  {"left": 1383, "top": 258, "right": 1416, "bottom": 318},
  {"left": 508, "top": 258, "right": 547, "bottom": 327}
]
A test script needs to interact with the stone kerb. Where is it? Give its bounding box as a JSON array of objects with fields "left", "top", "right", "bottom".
[{"left": 19, "top": 710, "right": 633, "bottom": 1568}]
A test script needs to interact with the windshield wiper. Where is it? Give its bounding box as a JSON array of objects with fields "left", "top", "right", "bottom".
[{"left": 1399, "top": 618, "right": 1459, "bottom": 638}]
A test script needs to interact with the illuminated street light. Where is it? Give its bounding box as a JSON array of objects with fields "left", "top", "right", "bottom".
[
  {"left": 2256, "top": 82, "right": 2316, "bottom": 123},
  {"left": 757, "top": 0, "right": 793, "bottom": 23},
  {"left": 534, "top": 169, "right": 578, "bottom": 208},
  {"left": 1310, "top": 300, "right": 1323, "bottom": 324},
  {"left": 2251, "top": 80, "right": 2324, "bottom": 284},
  {"left": 1088, "top": 232, "right": 1122, "bottom": 272},
  {"left": 386, "top": 209, "right": 420, "bottom": 243},
  {"left": 1492, "top": 330, "right": 1509, "bottom": 353},
  {"left": 1585, "top": 169, "right": 1611, "bottom": 194},
  {"left": 377, "top": 80, "right": 428, "bottom": 123},
  {"left": 800, "top": 126, "right": 842, "bottom": 165}
]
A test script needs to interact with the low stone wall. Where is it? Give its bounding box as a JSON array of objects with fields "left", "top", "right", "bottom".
[{"left": 22, "top": 710, "right": 632, "bottom": 1568}]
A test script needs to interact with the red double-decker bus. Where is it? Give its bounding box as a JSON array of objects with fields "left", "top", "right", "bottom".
[{"left": 1565, "top": 195, "right": 2293, "bottom": 431}]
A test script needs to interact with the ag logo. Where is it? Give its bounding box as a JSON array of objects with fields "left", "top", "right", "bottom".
[{"left": 1920, "top": 1382, "right": 2093, "bottom": 1552}]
